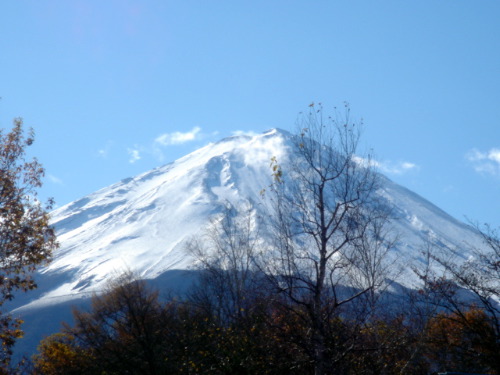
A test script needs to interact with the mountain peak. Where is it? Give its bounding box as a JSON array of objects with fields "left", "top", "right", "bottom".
[
  {"left": 9, "top": 128, "right": 489, "bottom": 360},
  {"left": 17, "top": 128, "right": 482, "bottom": 311}
]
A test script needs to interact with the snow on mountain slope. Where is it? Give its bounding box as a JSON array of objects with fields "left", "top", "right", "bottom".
[
  {"left": 15, "top": 129, "right": 289, "bottom": 310},
  {"left": 14, "top": 129, "right": 483, "bottom": 311}
]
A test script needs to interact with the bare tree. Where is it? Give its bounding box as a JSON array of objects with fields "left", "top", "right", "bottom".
[
  {"left": 260, "top": 103, "right": 394, "bottom": 375},
  {"left": 187, "top": 202, "right": 266, "bottom": 325}
]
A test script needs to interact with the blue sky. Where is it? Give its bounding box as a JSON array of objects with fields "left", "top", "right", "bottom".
[{"left": 1, "top": 1, "right": 499, "bottom": 227}]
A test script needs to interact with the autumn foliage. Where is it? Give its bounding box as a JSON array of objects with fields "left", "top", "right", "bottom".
[
  {"left": 0, "top": 119, "right": 57, "bottom": 371},
  {"left": 426, "top": 308, "right": 499, "bottom": 374},
  {"left": 30, "top": 274, "right": 499, "bottom": 375}
]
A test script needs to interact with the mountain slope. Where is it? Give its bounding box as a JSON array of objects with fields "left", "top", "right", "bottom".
[
  {"left": 15, "top": 128, "right": 483, "bottom": 311},
  {"left": 8, "top": 128, "right": 488, "bottom": 359},
  {"left": 15, "top": 130, "right": 287, "bottom": 309}
]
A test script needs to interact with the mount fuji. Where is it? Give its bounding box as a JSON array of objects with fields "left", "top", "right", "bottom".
[{"left": 9, "top": 128, "right": 484, "bottom": 357}]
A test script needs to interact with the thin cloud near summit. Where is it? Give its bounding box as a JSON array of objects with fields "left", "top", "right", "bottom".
[
  {"left": 127, "top": 148, "right": 141, "bottom": 164},
  {"left": 154, "top": 126, "right": 202, "bottom": 146},
  {"left": 466, "top": 148, "right": 500, "bottom": 176},
  {"left": 353, "top": 156, "right": 418, "bottom": 175}
]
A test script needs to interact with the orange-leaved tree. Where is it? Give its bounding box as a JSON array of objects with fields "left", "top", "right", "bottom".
[{"left": 426, "top": 307, "right": 498, "bottom": 374}]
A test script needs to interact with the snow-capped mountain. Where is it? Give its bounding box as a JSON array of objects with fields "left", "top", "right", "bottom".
[
  {"left": 9, "top": 128, "right": 485, "bottom": 356},
  {"left": 22, "top": 129, "right": 290, "bottom": 308}
]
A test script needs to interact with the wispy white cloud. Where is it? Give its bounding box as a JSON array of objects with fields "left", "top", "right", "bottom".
[
  {"left": 47, "top": 174, "right": 64, "bottom": 185},
  {"left": 377, "top": 161, "right": 419, "bottom": 175},
  {"left": 232, "top": 130, "right": 258, "bottom": 137},
  {"left": 127, "top": 147, "right": 141, "bottom": 164},
  {"left": 353, "top": 156, "right": 418, "bottom": 175},
  {"left": 154, "top": 127, "right": 202, "bottom": 146},
  {"left": 466, "top": 148, "right": 500, "bottom": 176},
  {"left": 152, "top": 126, "right": 206, "bottom": 162}
]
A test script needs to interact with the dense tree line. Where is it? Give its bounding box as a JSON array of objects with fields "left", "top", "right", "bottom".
[{"left": 30, "top": 273, "right": 499, "bottom": 374}]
